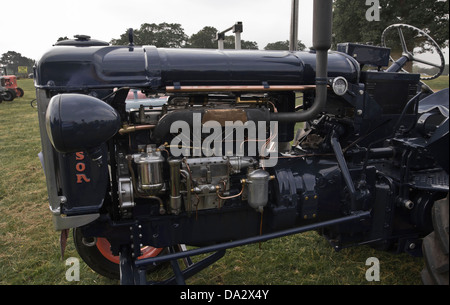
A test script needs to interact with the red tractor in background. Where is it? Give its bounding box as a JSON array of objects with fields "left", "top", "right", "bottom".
[{"left": 0, "top": 67, "right": 24, "bottom": 102}]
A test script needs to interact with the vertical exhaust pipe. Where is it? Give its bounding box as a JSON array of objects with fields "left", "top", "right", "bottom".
[
  {"left": 270, "top": 0, "right": 333, "bottom": 123},
  {"left": 289, "top": 0, "right": 299, "bottom": 52}
]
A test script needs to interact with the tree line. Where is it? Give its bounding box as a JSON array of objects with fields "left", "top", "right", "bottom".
[
  {"left": 0, "top": 51, "right": 35, "bottom": 77},
  {"left": 109, "top": 23, "right": 306, "bottom": 51},
  {"left": 332, "top": 0, "right": 448, "bottom": 49},
  {"left": 108, "top": 0, "right": 449, "bottom": 53}
]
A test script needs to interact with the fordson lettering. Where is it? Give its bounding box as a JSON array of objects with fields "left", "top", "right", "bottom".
[{"left": 75, "top": 152, "right": 90, "bottom": 184}]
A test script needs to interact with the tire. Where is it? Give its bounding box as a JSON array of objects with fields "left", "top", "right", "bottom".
[
  {"left": 2, "top": 90, "right": 15, "bottom": 101},
  {"left": 16, "top": 87, "right": 24, "bottom": 97},
  {"left": 421, "top": 194, "right": 449, "bottom": 285},
  {"left": 73, "top": 227, "right": 166, "bottom": 280}
]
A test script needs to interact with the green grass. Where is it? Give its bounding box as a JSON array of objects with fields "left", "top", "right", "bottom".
[
  {"left": 0, "top": 80, "right": 116, "bottom": 285},
  {"left": 423, "top": 75, "right": 449, "bottom": 92},
  {"left": 1, "top": 77, "right": 447, "bottom": 285}
]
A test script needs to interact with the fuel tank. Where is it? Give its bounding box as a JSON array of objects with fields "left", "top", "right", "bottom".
[{"left": 34, "top": 45, "right": 359, "bottom": 91}]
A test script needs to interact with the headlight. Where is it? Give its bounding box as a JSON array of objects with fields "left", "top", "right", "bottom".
[{"left": 332, "top": 77, "right": 348, "bottom": 96}]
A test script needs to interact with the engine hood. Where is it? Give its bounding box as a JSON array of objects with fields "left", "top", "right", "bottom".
[{"left": 34, "top": 45, "right": 360, "bottom": 91}]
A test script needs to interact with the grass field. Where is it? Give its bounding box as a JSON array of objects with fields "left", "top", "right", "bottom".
[
  {"left": 424, "top": 75, "right": 449, "bottom": 91},
  {"left": 0, "top": 77, "right": 447, "bottom": 285}
]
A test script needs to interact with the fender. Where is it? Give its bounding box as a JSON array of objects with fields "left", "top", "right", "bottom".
[{"left": 418, "top": 88, "right": 449, "bottom": 173}]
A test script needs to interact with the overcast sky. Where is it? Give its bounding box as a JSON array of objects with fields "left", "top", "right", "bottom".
[
  {"left": 1, "top": 0, "right": 314, "bottom": 61},
  {"left": 1, "top": 0, "right": 448, "bottom": 65}
]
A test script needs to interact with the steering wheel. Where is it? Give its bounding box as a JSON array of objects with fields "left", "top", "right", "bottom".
[{"left": 381, "top": 24, "right": 445, "bottom": 80}]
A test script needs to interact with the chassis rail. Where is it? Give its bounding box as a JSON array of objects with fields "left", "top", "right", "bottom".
[{"left": 120, "top": 210, "right": 371, "bottom": 285}]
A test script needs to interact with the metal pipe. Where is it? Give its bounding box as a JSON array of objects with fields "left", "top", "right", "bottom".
[
  {"left": 235, "top": 32, "right": 242, "bottom": 50},
  {"left": 386, "top": 56, "right": 409, "bottom": 73},
  {"left": 165, "top": 85, "right": 317, "bottom": 93},
  {"left": 330, "top": 130, "right": 356, "bottom": 210},
  {"left": 135, "top": 210, "right": 371, "bottom": 267},
  {"left": 216, "top": 32, "right": 225, "bottom": 50},
  {"left": 233, "top": 22, "right": 243, "bottom": 50},
  {"left": 368, "top": 147, "right": 395, "bottom": 159},
  {"left": 216, "top": 181, "right": 245, "bottom": 200},
  {"left": 168, "top": 158, "right": 182, "bottom": 214},
  {"left": 119, "top": 124, "right": 155, "bottom": 135},
  {"left": 270, "top": 0, "right": 332, "bottom": 123},
  {"left": 289, "top": 0, "right": 299, "bottom": 52}
]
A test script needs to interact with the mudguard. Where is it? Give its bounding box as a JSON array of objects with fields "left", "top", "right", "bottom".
[{"left": 419, "top": 88, "right": 449, "bottom": 173}]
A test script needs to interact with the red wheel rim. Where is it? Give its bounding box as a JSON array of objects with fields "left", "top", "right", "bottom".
[{"left": 96, "top": 237, "right": 163, "bottom": 264}]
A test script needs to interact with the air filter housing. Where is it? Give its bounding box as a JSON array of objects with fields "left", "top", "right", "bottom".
[{"left": 45, "top": 93, "right": 121, "bottom": 154}]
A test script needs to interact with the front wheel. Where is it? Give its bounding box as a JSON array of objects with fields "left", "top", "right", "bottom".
[
  {"left": 73, "top": 228, "right": 166, "bottom": 280},
  {"left": 421, "top": 194, "right": 449, "bottom": 285},
  {"left": 16, "top": 87, "right": 24, "bottom": 97},
  {"left": 2, "top": 90, "right": 15, "bottom": 101}
]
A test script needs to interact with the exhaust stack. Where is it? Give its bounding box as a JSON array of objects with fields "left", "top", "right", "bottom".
[{"left": 270, "top": 0, "right": 333, "bottom": 123}]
